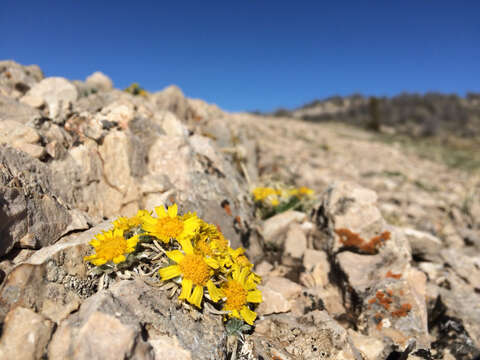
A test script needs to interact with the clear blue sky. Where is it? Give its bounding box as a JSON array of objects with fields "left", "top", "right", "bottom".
[{"left": 1, "top": 1, "right": 479, "bottom": 112}]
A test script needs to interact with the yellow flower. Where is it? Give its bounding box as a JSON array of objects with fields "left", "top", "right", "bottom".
[
  {"left": 194, "top": 220, "right": 230, "bottom": 258},
  {"left": 84, "top": 228, "right": 139, "bottom": 266},
  {"left": 113, "top": 210, "right": 150, "bottom": 231},
  {"left": 220, "top": 266, "right": 262, "bottom": 325},
  {"left": 159, "top": 238, "right": 220, "bottom": 308},
  {"left": 142, "top": 204, "right": 200, "bottom": 243},
  {"left": 298, "top": 186, "right": 314, "bottom": 196},
  {"left": 252, "top": 187, "right": 277, "bottom": 202},
  {"left": 227, "top": 247, "right": 253, "bottom": 269},
  {"left": 269, "top": 197, "right": 279, "bottom": 206}
]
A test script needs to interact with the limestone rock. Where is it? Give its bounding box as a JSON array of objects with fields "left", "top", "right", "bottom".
[
  {"left": 26, "top": 77, "right": 78, "bottom": 120},
  {"left": 252, "top": 311, "right": 360, "bottom": 360},
  {"left": 301, "top": 249, "right": 330, "bottom": 288},
  {"left": 0, "top": 60, "right": 43, "bottom": 95},
  {"left": 0, "top": 146, "right": 83, "bottom": 256},
  {"left": 261, "top": 211, "right": 307, "bottom": 244},
  {"left": 284, "top": 223, "right": 308, "bottom": 259},
  {"left": 160, "top": 110, "right": 188, "bottom": 137},
  {"left": 0, "top": 306, "right": 54, "bottom": 360},
  {"left": 403, "top": 227, "right": 443, "bottom": 262},
  {"left": 153, "top": 85, "right": 189, "bottom": 121},
  {"left": 257, "top": 276, "right": 302, "bottom": 316},
  {"left": 85, "top": 71, "right": 113, "bottom": 91},
  {"left": 49, "top": 279, "right": 227, "bottom": 360},
  {"left": 0, "top": 120, "right": 44, "bottom": 158},
  {"left": 0, "top": 222, "right": 110, "bottom": 322},
  {"left": 0, "top": 94, "right": 41, "bottom": 124},
  {"left": 20, "top": 94, "right": 45, "bottom": 108}
]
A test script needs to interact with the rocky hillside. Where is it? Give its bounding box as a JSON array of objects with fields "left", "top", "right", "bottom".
[
  {"left": 0, "top": 60, "right": 479, "bottom": 359},
  {"left": 271, "top": 93, "right": 480, "bottom": 138}
]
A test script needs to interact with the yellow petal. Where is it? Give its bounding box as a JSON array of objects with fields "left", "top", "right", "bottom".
[
  {"left": 89, "top": 239, "right": 101, "bottom": 247},
  {"left": 207, "top": 280, "right": 224, "bottom": 302},
  {"left": 245, "top": 273, "right": 261, "bottom": 290},
  {"left": 246, "top": 289, "right": 263, "bottom": 303},
  {"left": 113, "top": 227, "right": 123, "bottom": 239},
  {"left": 205, "top": 257, "right": 219, "bottom": 269},
  {"left": 159, "top": 265, "right": 181, "bottom": 281},
  {"left": 179, "top": 278, "right": 193, "bottom": 300},
  {"left": 92, "top": 258, "right": 107, "bottom": 266},
  {"left": 84, "top": 254, "right": 95, "bottom": 261},
  {"left": 167, "top": 203, "right": 178, "bottom": 218},
  {"left": 230, "top": 309, "right": 241, "bottom": 319},
  {"left": 188, "top": 285, "right": 204, "bottom": 308},
  {"left": 155, "top": 205, "right": 167, "bottom": 218},
  {"left": 126, "top": 235, "right": 139, "bottom": 248},
  {"left": 178, "top": 220, "right": 200, "bottom": 241},
  {"left": 235, "top": 266, "right": 249, "bottom": 285},
  {"left": 240, "top": 306, "right": 257, "bottom": 325},
  {"left": 178, "top": 238, "right": 194, "bottom": 255},
  {"left": 165, "top": 250, "right": 185, "bottom": 264},
  {"left": 229, "top": 247, "right": 244, "bottom": 258},
  {"left": 113, "top": 254, "right": 126, "bottom": 264}
]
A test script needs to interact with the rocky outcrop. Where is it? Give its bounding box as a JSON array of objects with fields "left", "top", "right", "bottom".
[{"left": 0, "top": 60, "right": 479, "bottom": 359}]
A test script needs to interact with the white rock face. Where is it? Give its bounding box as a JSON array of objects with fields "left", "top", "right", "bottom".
[
  {"left": 85, "top": 71, "right": 113, "bottom": 91},
  {"left": 0, "top": 119, "right": 44, "bottom": 158},
  {"left": 0, "top": 307, "right": 54, "bottom": 360},
  {"left": 26, "top": 77, "right": 78, "bottom": 119}
]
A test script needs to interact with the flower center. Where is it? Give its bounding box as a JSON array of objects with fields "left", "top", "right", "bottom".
[
  {"left": 96, "top": 234, "right": 127, "bottom": 259},
  {"left": 155, "top": 217, "right": 184, "bottom": 240},
  {"left": 179, "top": 254, "right": 210, "bottom": 286},
  {"left": 222, "top": 280, "right": 247, "bottom": 311}
]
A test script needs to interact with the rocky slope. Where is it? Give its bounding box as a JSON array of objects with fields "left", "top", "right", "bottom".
[
  {"left": 0, "top": 60, "right": 479, "bottom": 359},
  {"left": 271, "top": 93, "right": 480, "bottom": 138}
]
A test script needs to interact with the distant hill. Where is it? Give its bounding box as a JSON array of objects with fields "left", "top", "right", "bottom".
[{"left": 270, "top": 93, "right": 480, "bottom": 138}]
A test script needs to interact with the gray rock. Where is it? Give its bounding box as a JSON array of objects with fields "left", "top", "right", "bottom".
[
  {"left": 153, "top": 85, "right": 190, "bottom": 121},
  {"left": 403, "top": 228, "right": 443, "bottom": 262},
  {"left": 0, "top": 146, "right": 84, "bottom": 256},
  {"left": 49, "top": 279, "right": 227, "bottom": 360},
  {"left": 0, "top": 222, "right": 109, "bottom": 323},
  {"left": 284, "top": 223, "right": 308, "bottom": 259},
  {"left": 26, "top": 77, "right": 78, "bottom": 120},
  {"left": 252, "top": 311, "right": 361, "bottom": 360},
  {"left": 0, "top": 60, "right": 43, "bottom": 95},
  {"left": 20, "top": 94, "right": 46, "bottom": 109},
  {"left": 0, "top": 120, "right": 43, "bottom": 157},
  {"left": 0, "top": 94, "right": 41, "bottom": 124},
  {"left": 261, "top": 211, "right": 307, "bottom": 244},
  {"left": 85, "top": 71, "right": 113, "bottom": 91},
  {"left": 0, "top": 306, "right": 54, "bottom": 360}
]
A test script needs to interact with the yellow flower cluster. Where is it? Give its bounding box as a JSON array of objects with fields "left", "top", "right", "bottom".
[
  {"left": 252, "top": 185, "right": 314, "bottom": 207},
  {"left": 124, "top": 82, "right": 148, "bottom": 97},
  {"left": 84, "top": 204, "right": 262, "bottom": 325}
]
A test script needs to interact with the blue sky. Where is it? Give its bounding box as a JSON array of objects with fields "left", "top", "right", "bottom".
[{"left": 1, "top": 1, "right": 479, "bottom": 112}]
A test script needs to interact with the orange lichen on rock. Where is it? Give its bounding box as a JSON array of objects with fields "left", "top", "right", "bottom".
[
  {"left": 375, "top": 290, "right": 393, "bottom": 310},
  {"left": 391, "top": 303, "right": 412, "bottom": 318},
  {"left": 374, "top": 313, "right": 384, "bottom": 330},
  {"left": 335, "top": 228, "right": 364, "bottom": 248},
  {"left": 335, "top": 228, "right": 390, "bottom": 254},
  {"left": 363, "top": 231, "right": 391, "bottom": 254},
  {"left": 386, "top": 270, "right": 402, "bottom": 279}
]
